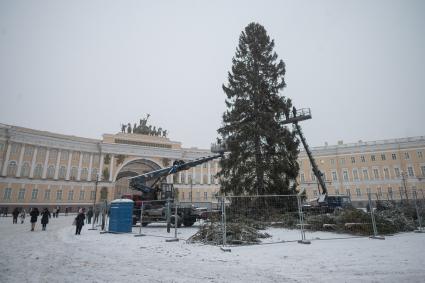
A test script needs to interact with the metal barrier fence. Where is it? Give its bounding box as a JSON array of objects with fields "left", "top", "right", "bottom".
[{"left": 190, "top": 191, "right": 425, "bottom": 248}]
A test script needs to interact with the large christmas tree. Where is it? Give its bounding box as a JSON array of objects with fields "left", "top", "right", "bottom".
[{"left": 218, "top": 23, "right": 299, "bottom": 196}]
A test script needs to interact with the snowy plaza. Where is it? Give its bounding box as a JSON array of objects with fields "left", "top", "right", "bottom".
[{"left": 1, "top": 215, "right": 424, "bottom": 283}]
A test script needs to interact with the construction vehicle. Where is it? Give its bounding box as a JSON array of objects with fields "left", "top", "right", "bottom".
[
  {"left": 283, "top": 107, "right": 351, "bottom": 211},
  {"left": 127, "top": 150, "right": 225, "bottom": 228}
]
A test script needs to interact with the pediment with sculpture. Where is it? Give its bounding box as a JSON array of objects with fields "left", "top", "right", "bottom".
[{"left": 121, "top": 114, "right": 168, "bottom": 137}]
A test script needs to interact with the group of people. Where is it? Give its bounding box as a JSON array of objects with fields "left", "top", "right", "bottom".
[{"left": 12, "top": 207, "right": 26, "bottom": 224}]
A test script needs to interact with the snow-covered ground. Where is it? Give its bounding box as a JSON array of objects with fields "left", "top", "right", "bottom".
[{"left": 0, "top": 215, "right": 424, "bottom": 283}]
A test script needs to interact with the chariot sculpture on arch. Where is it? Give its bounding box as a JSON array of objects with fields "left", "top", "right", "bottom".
[{"left": 122, "top": 113, "right": 168, "bottom": 137}]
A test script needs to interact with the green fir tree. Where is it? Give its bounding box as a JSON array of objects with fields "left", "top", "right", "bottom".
[{"left": 218, "top": 23, "right": 299, "bottom": 196}]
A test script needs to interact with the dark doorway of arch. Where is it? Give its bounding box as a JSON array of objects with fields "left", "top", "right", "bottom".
[{"left": 114, "top": 159, "right": 161, "bottom": 199}]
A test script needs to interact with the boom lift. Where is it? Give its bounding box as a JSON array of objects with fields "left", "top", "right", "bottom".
[
  {"left": 282, "top": 107, "right": 350, "bottom": 208},
  {"left": 127, "top": 150, "right": 225, "bottom": 227}
]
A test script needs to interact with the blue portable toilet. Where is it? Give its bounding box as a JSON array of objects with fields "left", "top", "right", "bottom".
[{"left": 108, "top": 199, "right": 134, "bottom": 233}]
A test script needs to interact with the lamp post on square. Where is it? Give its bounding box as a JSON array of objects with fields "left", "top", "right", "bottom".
[{"left": 89, "top": 174, "right": 99, "bottom": 230}]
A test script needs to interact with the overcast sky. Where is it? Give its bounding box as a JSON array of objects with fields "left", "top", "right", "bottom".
[{"left": 1, "top": 0, "right": 424, "bottom": 149}]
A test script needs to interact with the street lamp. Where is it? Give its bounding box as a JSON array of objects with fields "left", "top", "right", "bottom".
[{"left": 89, "top": 174, "right": 99, "bottom": 230}]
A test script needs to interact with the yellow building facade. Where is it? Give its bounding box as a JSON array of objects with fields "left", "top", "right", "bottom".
[
  {"left": 1, "top": 123, "right": 424, "bottom": 210},
  {"left": 299, "top": 138, "right": 425, "bottom": 206},
  {"left": 0, "top": 124, "right": 220, "bottom": 211}
]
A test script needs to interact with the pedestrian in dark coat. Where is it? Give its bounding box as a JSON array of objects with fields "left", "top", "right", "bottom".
[
  {"left": 86, "top": 208, "right": 93, "bottom": 224},
  {"left": 12, "top": 208, "right": 19, "bottom": 224},
  {"left": 75, "top": 209, "right": 85, "bottom": 235},
  {"left": 30, "top": 208, "right": 39, "bottom": 231},
  {"left": 40, "top": 208, "right": 51, "bottom": 231}
]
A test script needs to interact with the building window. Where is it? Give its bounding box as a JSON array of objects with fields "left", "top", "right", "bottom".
[
  {"left": 362, "top": 169, "right": 369, "bottom": 180},
  {"left": 181, "top": 192, "right": 185, "bottom": 200},
  {"left": 351, "top": 157, "right": 355, "bottom": 163},
  {"left": 59, "top": 166, "right": 66, "bottom": 179},
  {"left": 394, "top": 167, "right": 401, "bottom": 178},
  {"left": 418, "top": 151, "right": 423, "bottom": 159},
  {"left": 204, "top": 192, "right": 208, "bottom": 200},
  {"left": 34, "top": 164, "right": 43, "bottom": 178},
  {"left": 381, "top": 154, "right": 386, "bottom": 161},
  {"left": 373, "top": 168, "right": 380, "bottom": 179},
  {"left": 391, "top": 153, "right": 397, "bottom": 160},
  {"left": 311, "top": 173, "right": 316, "bottom": 181},
  {"left": 299, "top": 173, "right": 305, "bottom": 183},
  {"left": 404, "top": 152, "right": 410, "bottom": 160},
  {"left": 31, "top": 189, "right": 39, "bottom": 200},
  {"left": 388, "top": 187, "right": 393, "bottom": 198},
  {"left": 37, "top": 148, "right": 46, "bottom": 159},
  {"left": 377, "top": 187, "right": 382, "bottom": 196},
  {"left": 21, "top": 163, "right": 30, "bottom": 177},
  {"left": 330, "top": 159, "right": 335, "bottom": 165},
  {"left": 0, "top": 142, "right": 4, "bottom": 152},
  {"left": 24, "top": 146, "right": 34, "bottom": 157},
  {"left": 61, "top": 150, "right": 69, "bottom": 161},
  {"left": 49, "top": 149, "right": 58, "bottom": 160},
  {"left": 68, "top": 190, "right": 74, "bottom": 201},
  {"left": 384, "top": 168, "right": 390, "bottom": 179},
  {"left": 196, "top": 192, "right": 200, "bottom": 200},
  {"left": 11, "top": 143, "right": 20, "bottom": 154},
  {"left": 46, "top": 166, "right": 55, "bottom": 179},
  {"left": 73, "top": 152, "right": 80, "bottom": 162},
  {"left": 81, "top": 168, "right": 88, "bottom": 180},
  {"left": 366, "top": 188, "right": 371, "bottom": 196},
  {"left": 188, "top": 192, "right": 192, "bottom": 200},
  {"left": 56, "top": 190, "right": 63, "bottom": 200},
  {"left": 407, "top": 166, "right": 414, "bottom": 177},
  {"left": 44, "top": 189, "right": 51, "bottom": 200},
  {"left": 3, "top": 188, "right": 12, "bottom": 200},
  {"left": 360, "top": 156, "right": 365, "bottom": 162},
  {"left": 371, "top": 155, "right": 376, "bottom": 162},
  {"left": 335, "top": 189, "right": 340, "bottom": 195},
  {"left": 203, "top": 174, "right": 208, "bottom": 184},
  {"left": 346, "top": 188, "right": 351, "bottom": 196},
  {"left": 79, "top": 191, "right": 85, "bottom": 200},
  {"left": 343, "top": 170, "right": 349, "bottom": 182},
  {"left": 18, "top": 188, "right": 26, "bottom": 200},
  {"left": 353, "top": 169, "right": 359, "bottom": 180},
  {"left": 356, "top": 188, "right": 361, "bottom": 196},
  {"left": 90, "top": 190, "right": 95, "bottom": 200},
  {"left": 421, "top": 166, "right": 425, "bottom": 177},
  {"left": 7, "top": 161, "right": 17, "bottom": 176},
  {"left": 332, "top": 171, "right": 338, "bottom": 181},
  {"left": 83, "top": 153, "right": 90, "bottom": 162},
  {"left": 70, "top": 167, "right": 78, "bottom": 180},
  {"left": 340, "top": 158, "right": 345, "bottom": 165}
]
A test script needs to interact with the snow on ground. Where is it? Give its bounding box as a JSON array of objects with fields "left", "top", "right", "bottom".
[{"left": 0, "top": 215, "right": 424, "bottom": 283}]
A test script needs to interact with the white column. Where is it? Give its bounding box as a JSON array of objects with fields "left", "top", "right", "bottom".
[
  {"left": 109, "top": 154, "right": 114, "bottom": 182},
  {"left": 54, "top": 150, "right": 62, "bottom": 179},
  {"left": 77, "top": 152, "right": 83, "bottom": 181},
  {"left": 207, "top": 162, "right": 211, "bottom": 184},
  {"left": 87, "top": 153, "right": 93, "bottom": 182},
  {"left": 66, "top": 151, "right": 73, "bottom": 180},
  {"left": 178, "top": 172, "right": 181, "bottom": 184},
  {"left": 16, "top": 144, "right": 25, "bottom": 177},
  {"left": 1, "top": 142, "right": 11, "bottom": 176},
  {"left": 29, "top": 147, "right": 38, "bottom": 178},
  {"left": 99, "top": 154, "right": 104, "bottom": 181},
  {"left": 215, "top": 161, "right": 218, "bottom": 184},
  {"left": 200, "top": 164, "right": 204, "bottom": 185},
  {"left": 42, "top": 149, "right": 50, "bottom": 179}
]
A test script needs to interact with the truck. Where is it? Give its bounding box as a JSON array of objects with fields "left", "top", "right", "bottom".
[{"left": 126, "top": 151, "right": 225, "bottom": 228}]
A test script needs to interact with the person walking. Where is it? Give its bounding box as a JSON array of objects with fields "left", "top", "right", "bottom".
[
  {"left": 20, "top": 209, "right": 26, "bottom": 224},
  {"left": 94, "top": 208, "right": 100, "bottom": 224},
  {"left": 40, "top": 208, "right": 51, "bottom": 231},
  {"left": 52, "top": 208, "right": 57, "bottom": 218},
  {"left": 30, "top": 208, "right": 40, "bottom": 231},
  {"left": 75, "top": 209, "right": 85, "bottom": 235},
  {"left": 12, "top": 207, "right": 19, "bottom": 224},
  {"left": 86, "top": 208, "right": 93, "bottom": 224}
]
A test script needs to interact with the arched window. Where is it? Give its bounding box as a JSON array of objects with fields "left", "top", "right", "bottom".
[
  {"left": 34, "top": 164, "right": 43, "bottom": 178},
  {"left": 7, "top": 161, "right": 17, "bottom": 176},
  {"left": 47, "top": 165, "right": 55, "bottom": 179},
  {"left": 59, "top": 166, "right": 66, "bottom": 179},
  {"left": 81, "top": 168, "right": 88, "bottom": 180},
  {"left": 70, "top": 167, "right": 78, "bottom": 180},
  {"left": 21, "top": 163, "right": 30, "bottom": 177}
]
